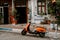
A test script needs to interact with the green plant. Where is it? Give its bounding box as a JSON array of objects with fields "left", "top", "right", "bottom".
[
  {"left": 12, "top": 8, "right": 17, "bottom": 16},
  {"left": 0, "top": 15, "right": 3, "bottom": 19},
  {"left": 0, "top": 15, "right": 3, "bottom": 24},
  {"left": 48, "top": 1, "right": 60, "bottom": 25},
  {"left": 39, "top": 12, "right": 45, "bottom": 16}
]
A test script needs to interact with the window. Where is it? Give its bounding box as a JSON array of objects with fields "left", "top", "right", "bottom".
[
  {"left": 0, "top": 8, "right": 2, "bottom": 16},
  {"left": 37, "top": 0, "right": 46, "bottom": 15}
]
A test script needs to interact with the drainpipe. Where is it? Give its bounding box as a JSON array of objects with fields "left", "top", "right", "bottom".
[
  {"left": 11, "top": 0, "right": 16, "bottom": 25},
  {"left": 12, "top": 0, "right": 14, "bottom": 16}
]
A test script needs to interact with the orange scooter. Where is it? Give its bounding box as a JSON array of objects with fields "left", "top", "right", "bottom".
[{"left": 21, "top": 23, "right": 46, "bottom": 37}]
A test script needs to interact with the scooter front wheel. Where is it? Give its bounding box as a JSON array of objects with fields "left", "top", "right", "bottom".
[{"left": 21, "top": 30, "right": 27, "bottom": 35}]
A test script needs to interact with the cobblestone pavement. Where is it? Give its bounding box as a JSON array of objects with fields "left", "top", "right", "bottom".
[{"left": 0, "top": 31, "right": 60, "bottom": 40}]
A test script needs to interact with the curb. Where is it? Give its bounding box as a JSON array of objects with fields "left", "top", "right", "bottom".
[
  {"left": 0, "top": 28, "right": 22, "bottom": 33},
  {"left": 0, "top": 28, "right": 12, "bottom": 31}
]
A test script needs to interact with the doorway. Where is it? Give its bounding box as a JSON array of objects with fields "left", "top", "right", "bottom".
[
  {"left": 4, "top": 3, "right": 9, "bottom": 24},
  {"left": 15, "top": 7, "right": 27, "bottom": 24},
  {"left": 4, "top": 6, "right": 9, "bottom": 24}
]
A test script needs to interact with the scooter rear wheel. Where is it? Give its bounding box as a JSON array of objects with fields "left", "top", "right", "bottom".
[
  {"left": 21, "top": 30, "right": 27, "bottom": 35},
  {"left": 39, "top": 32, "right": 45, "bottom": 37}
]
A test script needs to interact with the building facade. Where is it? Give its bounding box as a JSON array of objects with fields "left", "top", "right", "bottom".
[
  {"left": 28, "top": 0, "right": 50, "bottom": 24},
  {"left": 0, "top": 0, "right": 49, "bottom": 24}
]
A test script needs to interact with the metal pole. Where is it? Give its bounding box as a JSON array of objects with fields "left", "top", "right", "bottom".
[
  {"left": 52, "top": 1, "right": 58, "bottom": 40},
  {"left": 53, "top": 24, "right": 58, "bottom": 40}
]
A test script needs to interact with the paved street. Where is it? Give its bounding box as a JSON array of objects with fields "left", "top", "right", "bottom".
[
  {"left": 0, "top": 31, "right": 49, "bottom": 40},
  {"left": 0, "top": 24, "right": 60, "bottom": 40},
  {"left": 0, "top": 31, "right": 60, "bottom": 40}
]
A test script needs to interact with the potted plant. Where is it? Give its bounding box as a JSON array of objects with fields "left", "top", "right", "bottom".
[
  {"left": 40, "top": 12, "right": 45, "bottom": 17},
  {"left": 11, "top": 8, "right": 17, "bottom": 24}
]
